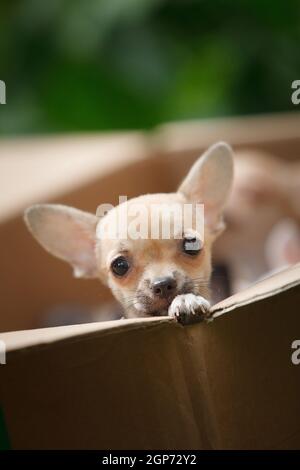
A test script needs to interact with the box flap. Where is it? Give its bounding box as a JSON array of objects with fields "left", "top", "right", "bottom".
[
  {"left": 212, "top": 263, "right": 300, "bottom": 316},
  {"left": 1, "top": 264, "right": 300, "bottom": 449}
]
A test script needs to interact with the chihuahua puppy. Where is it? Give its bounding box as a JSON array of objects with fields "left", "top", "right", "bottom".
[{"left": 25, "top": 142, "right": 233, "bottom": 324}]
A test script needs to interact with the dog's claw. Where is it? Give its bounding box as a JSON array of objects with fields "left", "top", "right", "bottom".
[{"left": 168, "top": 294, "right": 212, "bottom": 325}]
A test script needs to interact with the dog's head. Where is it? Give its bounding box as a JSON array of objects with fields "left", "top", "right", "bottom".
[{"left": 25, "top": 142, "right": 233, "bottom": 317}]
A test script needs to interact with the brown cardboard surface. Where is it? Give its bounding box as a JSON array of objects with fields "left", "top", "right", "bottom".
[
  {"left": 212, "top": 263, "right": 300, "bottom": 315},
  {"left": 1, "top": 265, "right": 300, "bottom": 449},
  {"left": 0, "top": 132, "right": 150, "bottom": 224},
  {"left": 155, "top": 112, "right": 300, "bottom": 159},
  {"left": 1, "top": 317, "right": 172, "bottom": 353}
]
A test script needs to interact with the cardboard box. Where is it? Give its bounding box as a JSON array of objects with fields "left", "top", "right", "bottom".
[
  {"left": 0, "top": 113, "right": 300, "bottom": 449},
  {"left": 0, "top": 264, "right": 300, "bottom": 449}
]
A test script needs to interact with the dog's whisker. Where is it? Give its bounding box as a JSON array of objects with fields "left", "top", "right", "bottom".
[{"left": 192, "top": 282, "right": 210, "bottom": 288}]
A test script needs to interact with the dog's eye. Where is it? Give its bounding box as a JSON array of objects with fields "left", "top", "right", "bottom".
[
  {"left": 182, "top": 237, "right": 202, "bottom": 256},
  {"left": 111, "top": 256, "right": 130, "bottom": 277}
]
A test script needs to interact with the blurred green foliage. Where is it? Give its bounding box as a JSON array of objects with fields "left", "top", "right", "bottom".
[{"left": 0, "top": 0, "right": 300, "bottom": 134}]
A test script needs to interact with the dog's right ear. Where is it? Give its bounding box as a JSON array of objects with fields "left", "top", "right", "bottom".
[
  {"left": 178, "top": 142, "right": 234, "bottom": 236},
  {"left": 24, "top": 204, "right": 99, "bottom": 278}
]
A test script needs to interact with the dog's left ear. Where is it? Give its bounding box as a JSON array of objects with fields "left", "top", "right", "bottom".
[
  {"left": 24, "top": 204, "right": 99, "bottom": 278},
  {"left": 178, "top": 142, "right": 234, "bottom": 236}
]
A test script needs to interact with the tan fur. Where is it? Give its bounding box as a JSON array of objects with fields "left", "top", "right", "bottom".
[
  {"left": 96, "top": 193, "right": 214, "bottom": 317},
  {"left": 24, "top": 142, "right": 234, "bottom": 320}
]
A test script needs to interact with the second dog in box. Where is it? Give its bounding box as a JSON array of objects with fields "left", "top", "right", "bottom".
[{"left": 24, "top": 142, "right": 233, "bottom": 324}]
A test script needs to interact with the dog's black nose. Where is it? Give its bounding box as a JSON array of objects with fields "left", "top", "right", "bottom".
[{"left": 152, "top": 277, "right": 177, "bottom": 298}]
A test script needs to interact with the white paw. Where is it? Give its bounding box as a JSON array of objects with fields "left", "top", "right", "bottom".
[{"left": 168, "top": 294, "right": 212, "bottom": 324}]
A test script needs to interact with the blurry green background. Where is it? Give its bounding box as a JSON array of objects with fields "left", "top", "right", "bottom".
[{"left": 0, "top": 0, "right": 299, "bottom": 135}]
